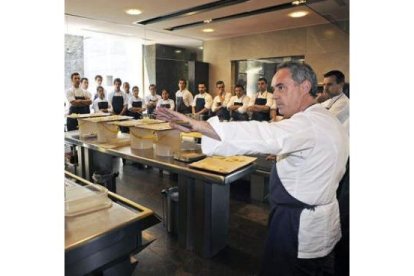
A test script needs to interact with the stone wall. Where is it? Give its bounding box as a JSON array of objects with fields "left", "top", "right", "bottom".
[{"left": 64, "top": 34, "right": 84, "bottom": 89}]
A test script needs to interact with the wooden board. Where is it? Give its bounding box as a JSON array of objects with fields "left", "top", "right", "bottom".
[
  {"left": 91, "top": 138, "right": 131, "bottom": 149},
  {"left": 67, "top": 113, "right": 111, "bottom": 119},
  {"left": 133, "top": 122, "right": 172, "bottom": 131},
  {"left": 109, "top": 119, "right": 165, "bottom": 127},
  {"left": 83, "top": 115, "right": 133, "bottom": 123},
  {"left": 189, "top": 155, "right": 257, "bottom": 174},
  {"left": 181, "top": 132, "right": 203, "bottom": 139}
]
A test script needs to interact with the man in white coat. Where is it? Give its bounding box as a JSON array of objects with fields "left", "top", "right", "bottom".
[{"left": 156, "top": 61, "right": 349, "bottom": 275}]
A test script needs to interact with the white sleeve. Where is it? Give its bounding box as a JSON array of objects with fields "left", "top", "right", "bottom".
[
  {"left": 186, "top": 91, "right": 194, "bottom": 107},
  {"left": 266, "top": 93, "right": 273, "bottom": 108},
  {"left": 92, "top": 99, "right": 99, "bottom": 113},
  {"left": 128, "top": 98, "right": 133, "bottom": 109},
  {"left": 108, "top": 92, "right": 113, "bottom": 104},
  {"left": 205, "top": 94, "right": 213, "bottom": 109},
  {"left": 123, "top": 93, "right": 128, "bottom": 106},
  {"left": 169, "top": 99, "right": 175, "bottom": 111},
  {"left": 329, "top": 98, "right": 349, "bottom": 124},
  {"left": 66, "top": 89, "right": 75, "bottom": 103},
  {"left": 201, "top": 116, "right": 315, "bottom": 156},
  {"left": 192, "top": 95, "right": 197, "bottom": 107},
  {"left": 223, "top": 93, "right": 231, "bottom": 106},
  {"left": 211, "top": 96, "right": 219, "bottom": 112},
  {"left": 238, "top": 96, "right": 250, "bottom": 114}
]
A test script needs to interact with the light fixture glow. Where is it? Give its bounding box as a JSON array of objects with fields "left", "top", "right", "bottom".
[
  {"left": 175, "top": 50, "right": 182, "bottom": 53},
  {"left": 125, "top": 9, "right": 142, "bottom": 15},
  {"left": 198, "top": 46, "right": 204, "bottom": 50},
  {"left": 288, "top": 11, "right": 309, "bottom": 18},
  {"left": 202, "top": 28, "right": 214, "bottom": 33},
  {"left": 292, "top": 0, "right": 306, "bottom": 5},
  {"left": 203, "top": 19, "right": 213, "bottom": 24}
]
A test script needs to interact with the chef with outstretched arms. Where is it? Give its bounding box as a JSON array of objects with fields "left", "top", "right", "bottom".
[{"left": 156, "top": 61, "right": 349, "bottom": 276}]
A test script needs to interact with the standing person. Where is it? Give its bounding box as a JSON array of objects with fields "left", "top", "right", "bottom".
[
  {"left": 192, "top": 82, "right": 213, "bottom": 120},
  {"left": 80, "top": 77, "right": 93, "bottom": 112},
  {"left": 123, "top": 82, "right": 132, "bottom": 103},
  {"left": 321, "top": 70, "right": 349, "bottom": 125},
  {"left": 128, "top": 86, "right": 146, "bottom": 119},
  {"left": 92, "top": 86, "right": 112, "bottom": 113},
  {"left": 66, "top": 72, "right": 92, "bottom": 131},
  {"left": 93, "top": 75, "right": 107, "bottom": 100},
  {"left": 247, "top": 77, "right": 273, "bottom": 121},
  {"left": 211, "top": 80, "right": 231, "bottom": 121},
  {"left": 227, "top": 84, "right": 250, "bottom": 121},
  {"left": 145, "top": 84, "right": 161, "bottom": 117},
  {"left": 108, "top": 78, "right": 128, "bottom": 116},
  {"left": 175, "top": 78, "right": 193, "bottom": 114},
  {"left": 156, "top": 89, "right": 175, "bottom": 111},
  {"left": 156, "top": 61, "right": 349, "bottom": 276}
]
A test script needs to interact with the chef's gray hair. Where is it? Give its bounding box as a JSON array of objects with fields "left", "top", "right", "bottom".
[{"left": 277, "top": 62, "right": 318, "bottom": 97}]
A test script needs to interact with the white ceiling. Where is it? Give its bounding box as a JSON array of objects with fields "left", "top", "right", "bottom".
[{"left": 65, "top": 0, "right": 348, "bottom": 49}]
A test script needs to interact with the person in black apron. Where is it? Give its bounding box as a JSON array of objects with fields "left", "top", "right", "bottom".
[
  {"left": 145, "top": 84, "right": 161, "bottom": 117},
  {"left": 156, "top": 62, "right": 348, "bottom": 276},
  {"left": 157, "top": 89, "right": 175, "bottom": 110},
  {"left": 66, "top": 72, "right": 92, "bottom": 131},
  {"left": 228, "top": 84, "right": 249, "bottom": 121},
  {"left": 211, "top": 81, "right": 231, "bottom": 121},
  {"left": 128, "top": 86, "right": 145, "bottom": 119},
  {"left": 92, "top": 86, "right": 111, "bottom": 113},
  {"left": 109, "top": 78, "right": 128, "bottom": 133},
  {"left": 248, "top": 78, "right": 272, "bottom": 121},
  {"left": 175, "top": 79, "right": 193, "bottom": 114},
  {"left": 192, "top": 83, "right": 212, "bottom": 121}
]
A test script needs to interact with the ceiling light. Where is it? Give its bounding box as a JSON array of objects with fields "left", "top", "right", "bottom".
[
  {"left": 203, "top": 19, "right": 213, "bottom": 24},
  {"left": 125, "top": 9, "right": 142, "bottom": 15},
  {"left": 202, "top": 28, "right": 214, "bottom": 33},
  {"left": 292, "top": 0, "right": 306, "bottom": 5},
  {"left": 288, "top": 11, "right": 309, "bottom": 18},
  {"left": 198, "top": 46, "right": 204, "bottom": 50},
  {"left": 175, "top": 50, "right": 182, "bottom": 53}
]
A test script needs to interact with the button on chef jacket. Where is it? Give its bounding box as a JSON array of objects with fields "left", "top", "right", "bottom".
[{"left": 202, "top": 104, "right": 349, "bottom": 258}]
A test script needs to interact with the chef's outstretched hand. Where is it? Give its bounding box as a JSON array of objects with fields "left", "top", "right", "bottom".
[
  {"left": 156, "top": 107, "right": 196, "bottom": 132},
  {"left": 156, "top": 107, "right": 221, "bottom": 140}
]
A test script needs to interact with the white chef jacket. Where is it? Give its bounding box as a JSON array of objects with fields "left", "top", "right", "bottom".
[
  {"left": 175, "top": 89, "right": 193, "bottom": 107},
  {"left": 128, "top": 96, "right": 146, "bottom": 110},
  {"left": 248, "top": 91, "right": 273, "bottom": 108},
  {"left": 202, "top": 104, "right": 349, "bottom": 259},
  {"left": 124, "top": 91, "right": 133, "bottom": 103},
  {"left": 192, "top": 93, "right": 213, "bottom": 109},
  {"left": 321, "top": 93, "right": 349, "bottom": 124},
  {"left": 212, "top": 93, "right": 232, "bottom": 112},
  {"left": 227, "top": 95, "right": 250, "bottom": 114},
  {"left": 156, "top": 99, "right": 175, "bottom": 111},
  {"left": 108, "top": 91, "right": 128, "bottom": 107},
  {"left": 92, "top": 97, "right": 112, "bottom": 113},
  {"left": 66, "top": 87, "right": 92, "bottom": 109}
]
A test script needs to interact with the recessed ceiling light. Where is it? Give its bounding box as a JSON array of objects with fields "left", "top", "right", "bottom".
[
  {"left": 125, "top": 9, "right": 142, "bottom": 15},
  {"left": 202, "top": 28, "right": 214, "bottom": 33},
  {"left": 175, "top": 50, "right": 182, "bottom": 53},
  {"left": 288, "top": 11, "right": 308, "bottom": 18}
]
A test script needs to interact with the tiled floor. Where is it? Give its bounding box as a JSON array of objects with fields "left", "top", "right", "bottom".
[{"left": 112, "top": 159, "right": 270, "bottom": 276}]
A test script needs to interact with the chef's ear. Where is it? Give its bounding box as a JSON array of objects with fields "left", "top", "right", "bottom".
[{"left": 300, "top": 80, "right": 311, "bottom": 95}]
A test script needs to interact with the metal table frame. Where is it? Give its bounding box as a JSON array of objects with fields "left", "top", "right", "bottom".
[{"left": 65, "top": 131, "right": 256, "bottom": 258}]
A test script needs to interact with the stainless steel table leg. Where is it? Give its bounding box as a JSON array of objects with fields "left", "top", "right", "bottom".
[
  {"left": 178, "top": 175, "right": 194, "bottom": 250},
  {"left": 193, "top": 179, "right": 230, "bottom": 258},
  {"left": 250, "top": 174, "right": 269, "bottom": 202},
  {"left": 178, "top": 176, "right": 230, "bottom": 258}
]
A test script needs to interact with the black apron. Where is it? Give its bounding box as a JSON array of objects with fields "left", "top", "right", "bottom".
[
  {"left": 231, "top": 102, "right": 248, "bottom": 121},
  {"left": 112, "top": 95, "right": 124, "bottom": 115},
  {"left": 67, "top": 96, "right": 90, "bottom": 131},
  {"left": 195, "top": 97, "right": 205, "bottom": 113},
  {"left": 97, "top": 101, "right": 109, "bottom": 111},
  {"left": 176, "top": 96, "right": 191, "bottom": 114},
  {"left": 160, "top": 103, "right": 171, "bottom": 109},
  {"left": 130, "top": 101, "right": 143, "bottom": 119},
  {"left": 260, "top": 163, "right": 317, "bottom": 276},
  {"left": 251, "top": 97, "right": 270, "bottom": 121},
  {"left": 147, "top": 99, "right": 157, "bottom": 115},
  {"left": 214, "top": 102, "right": 230, "bottom": 121}
]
